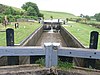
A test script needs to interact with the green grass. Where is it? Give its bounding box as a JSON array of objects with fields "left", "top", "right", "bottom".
[
  {"left": 63, "top": 22, "right": 100, "bottom": 49},
  {"left": 0, "top": 22, "right": 41, "bottom": 46},
  {"left": 40, "top": 10, "right": 77, "bottom": 19},
  {"left": 58, "top": 59, "right": 73, "bottom": 70},
  {"left": 35, "top": 58, "right": 45, "bottom": 67},
  {"left": 87, "top": 20, "right": 100, "bottom": 24},
  {"left": 35, "top": 58, "right": 73, "bottom": 70}
]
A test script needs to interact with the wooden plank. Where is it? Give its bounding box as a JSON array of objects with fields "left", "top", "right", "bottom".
[
  {"left": 58, "top": 47, "right": 100, "bottom": 59},
  {"left": 0, "top": 47, "right": 44, "bottom": 56},
  {"left": 45, "top": 43, "right": 52, "bottom": 68}
]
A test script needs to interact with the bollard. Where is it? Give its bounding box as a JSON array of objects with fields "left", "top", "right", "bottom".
[
  {"left": 89, "top": 31, "right": 99, "bottom": 49},
  {"left": 6, "top": 28, "right": 14, "bottom": 46},
  {"left": 6, "top": 28, "right": 19, "bottom": 65},
  {"left": 84, "top": 31, "right": 99, "bottom": 68}
]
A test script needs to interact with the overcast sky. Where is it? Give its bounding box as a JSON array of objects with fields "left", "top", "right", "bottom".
[{"left": 0, "top": 0, "right": 100, "bottom": 16}]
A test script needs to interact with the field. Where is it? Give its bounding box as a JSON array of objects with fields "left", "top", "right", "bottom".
[
  {"left": 0, "top": 10, "right": 100, "bottom": 48},
  {"left": 40, "top": 10, "right": 77, "bottom": 19},
  {"left": 63, "top": 21, "right": 100, "bottom": 49},
  {"left": 0, "top": 10, "right": 77, "bottom": 46},
  {"left": 0, "top": 22, "right": 41, "bottom": 46}
]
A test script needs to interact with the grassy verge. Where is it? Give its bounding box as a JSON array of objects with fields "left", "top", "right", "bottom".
[
  {"left": 35, "top": 58, "right": 73, "bottom": 70},
  {"left": 58, "top": 59, "right": 73, "bottom": 70},
  {"left": 0, "top": 22, "right": 41, "bottom": 46},
  {"left": 40, "top": 10, "right": 77, "bottom": 19},
  {"left": 63, "top": 22, "right": 100, "bottom": 49}
]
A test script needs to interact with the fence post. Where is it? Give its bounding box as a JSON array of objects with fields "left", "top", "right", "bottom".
[
  {"left": 52, "top": 43, "right": 60, "bottom": 66},
  {"left": 45, "top": 43, "right": 52, "bottom": 68},
  {"left": 44, "top": 43, "right": 59, "bottom": 68},
  {"left": 6, "top": 28, "right": 19, "bottom": 65},
  {"left": 84, "top": 31, "right": 99, "bottom": 68}
]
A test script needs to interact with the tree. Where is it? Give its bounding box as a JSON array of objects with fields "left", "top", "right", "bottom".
[
  {"left": 14, "top": 10, "right": 20, "bottom": 15},
  {"left": 84, "top": 15, "right": 90, "bottom": 20},
  {"left": 4, "top": 7, "right": 15, "bottom": 15},
  {"left": 20, "top": 11, "right": 24, "bottom": 15},
  {"left": 94, "top": 13, "right": 100, "bottom": 21},
  {"left": 21, "top": 2, "right": 40, "bottom": 16},
  {"left": 14, "top": 15, "right": 21, "bottom": 21},
  {"left": 38, "top": 13, "right": 44, "bottom": 17},
  {"left": 27, "top": 6, "right": 37, "bottom": 16},
  {"left": 0, "top": 4, "right": 6, "bottom": 13}
]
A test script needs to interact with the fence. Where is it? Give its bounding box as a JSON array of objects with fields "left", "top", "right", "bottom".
[{"left": 0, "top": 43, "right": 100, "bottom": 68}]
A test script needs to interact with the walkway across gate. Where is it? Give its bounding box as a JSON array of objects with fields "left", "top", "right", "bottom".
[{"left": 0, "top": 43, "right": 100, "bottom": 68}]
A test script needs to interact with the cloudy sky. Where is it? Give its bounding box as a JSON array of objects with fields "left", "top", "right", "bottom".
[{"left": 0, "top": 0, "right": 100, "bottom": 16}]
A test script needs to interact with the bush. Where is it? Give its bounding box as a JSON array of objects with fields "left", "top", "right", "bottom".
[
  {"left": 7, "top": 15, "right": 15, "bottom": 22},
  {"left": 35, "top": 58, "right": 45, "bottom": 66},
  {"left": 38, "top": 13, "right": 44, "bottom": 17},
  {"left": 76, "top": 18, "right": 82, "bottom": 22},
  {"left": 35, "top": 58, "right": 73, "bottom": 70},
  {"left": 94, "top": 13, "right": 100, "bottom": 21},
  {"left": 58, "top": 59, "right": 73, "bottom": 70},
  {"left": 0, "top": 16, "right": 3, "bottom": 23}
]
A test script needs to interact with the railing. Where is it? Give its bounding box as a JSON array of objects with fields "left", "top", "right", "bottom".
[
  {"left": 0, "top": 43, "right": 100, "bottom": 68},
  {"left": 1, "top": 28, "right": 99, "bottom": 68}
]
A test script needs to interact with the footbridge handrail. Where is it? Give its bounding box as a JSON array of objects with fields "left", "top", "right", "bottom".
[
  {"left": 58, "top": 47, "right": 100, "bottom": 59},
  {"left": 0, "top": 46, "right": 44, "bottom": 56},
  {"left": 0, "top": 43, "right": 100, "bottom": 68}
]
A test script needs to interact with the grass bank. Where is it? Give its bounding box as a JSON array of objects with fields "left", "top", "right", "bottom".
[
  {"left": 63, "top": 22, "right": 100, "bottom": 49},
  {"left": 0, "top": 22, "right": 41, "bottom": 46},
  {"left": 40, "top": 10, "right": 77, "bottom": 19}
]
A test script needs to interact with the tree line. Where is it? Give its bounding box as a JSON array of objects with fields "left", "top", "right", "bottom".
[
  {"left": 80, "top": 13, "right": 100, "bottom": 22},
  {"left": 0, "top": 2, "right": 43, "bottom": 23}
]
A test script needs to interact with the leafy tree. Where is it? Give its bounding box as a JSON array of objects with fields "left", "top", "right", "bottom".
[
  {"left": 38, "top": 13, "right": 44, "bottom": 17},
  {"left": 0, "top": 16, "right": 3, "bottom": 23},
  {"left": 14, "top": 10, "right": 20, "bottom": 15},
  {"left": 20, "top": 11, "right": 24, "bottom": 15},
  {"left": 84, "top": 15, "right": 90, "bottom": 20},
  {"left": 21, "top": 2, "right": 40, "bottom": 16},
  {"left": 14, "top": 15, "right": 22, "bottom": 21},
  {"left": 0, "top": 4, "right": 5, "bottom": 13},
  {"left": 4, "top": 7, "right": 15, "bottom": 15},
  {"left": 27, "top": 6, "right": 37, "bottom": 16},
  {"left": 94, "top": 13, "right": 100, "bottom": 21},
  {"left": 7, "top": 15, "right": 14, "bottom": 22}
]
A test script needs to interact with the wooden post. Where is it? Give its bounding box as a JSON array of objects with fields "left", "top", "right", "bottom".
[
  {"left": 6, "top": 28, "right": 19, "bottom": 65},
  {"left": 45, "top": 43, "right": 53, "bottom": 68},
  {"left": 52, "top": 43, "right": 59, "bottom": 66},
  {"left": 45, "top": 43, "right": 59, "bottom": 68}
]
